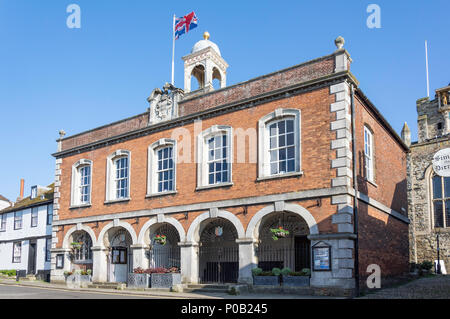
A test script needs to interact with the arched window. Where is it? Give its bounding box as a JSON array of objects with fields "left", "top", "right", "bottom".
[
  {"left": 148, "top": 139, "right": 177, "bottom": 196},
  {"left": 71, "top": 159, "right": 92, "bottom": 207},
  {"left": 72, "top": 232, "right": 93, "bottom": 263},
  {"left": 197, "top": 126, "right": 233, "bottom": 189},
  {"left": 106, "top": 150, "right": 131, "bottom": 202},
  {"left": 431, "top": 174, "right": 450, "bottom": 228},
  {"left": 258, "top": 108, "right": 301, "bottom": 179}
]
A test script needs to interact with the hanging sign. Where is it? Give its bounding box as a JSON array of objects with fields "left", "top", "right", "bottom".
[{"left": 432, "top": 148, "right": 450, "bottom": 177}]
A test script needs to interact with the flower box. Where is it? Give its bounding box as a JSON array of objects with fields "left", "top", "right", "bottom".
[
  {"left": 253, "top": 275, "right": 279, "bottom": 286},
  {"left": 282, "top": 275, "right": 310, "bottom": 287},
  {"left": 65, "top": 274, "right": 92, "bottom": 287},
  {"left": 128, "top": 273, "right": 151, "bottom": 289},
  {"left": 151, "top": 273, "right": 181, "bottom": 288}
]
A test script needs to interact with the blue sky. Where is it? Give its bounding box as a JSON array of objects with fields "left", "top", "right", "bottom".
[{"left": 0, "top": 0, "right": 449, "bottom": 201}]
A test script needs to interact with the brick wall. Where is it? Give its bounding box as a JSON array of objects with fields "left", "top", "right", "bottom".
[
  {"left": 354, "top": 94, "right": 408, "bottom": 214},
  {"left": 358, "top": 202, "right": 409, "bottom": 279},
  {"left": 56, "top": 87, "right": 337, "bottom": 232}
]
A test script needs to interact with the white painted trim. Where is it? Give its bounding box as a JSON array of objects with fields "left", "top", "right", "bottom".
[
  {"left": 137, "top": 216, "right": 186, "bottom": 244},
  {"left": 70, "top": 159, "right": 92, "bottom": 207},
  {"left": 245, "top": 202, "right": 319, "bottom": 238},
  {"left": 257, "top": 108, "right": 301, "bottom": 179},
  {"left": 186, "top": 210, "right": 245, "bottom": 243},
  {"left": 196, "top": 125, "right": 233, "bottom": 188},
  {"left": 105, "top": 150, "right": 131, "bottom": 202},
  {"left": 62, "top": 224, "right": 97, "bottom": 248},
  {"left": 97, "top": 220, "right": 138, "bottom": 248},
  {"left": 147, "top": 139, "right": 177, "bottom": 196}
]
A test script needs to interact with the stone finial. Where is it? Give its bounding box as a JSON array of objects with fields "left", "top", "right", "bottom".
[
  {"left": 401, "top": 122, "right": 411, "bottom": 147},
  {"left": 58, "top": 130, "right": 66, "bottom": 139},
  {"left": 335, "top": 36, "right": 345, "bottom": 50}
]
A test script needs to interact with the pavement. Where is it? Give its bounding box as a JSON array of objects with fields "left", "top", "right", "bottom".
[
  {"left": 358, "top": 275, "right": 450, "bottom": 299},
  {"left": 0, "top": 278, "right": 333, "bottom": 299}
]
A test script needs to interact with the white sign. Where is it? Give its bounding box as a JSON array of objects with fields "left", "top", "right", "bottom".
[{"left": 432, "top": 148, "right": 450, "bottom": 177}]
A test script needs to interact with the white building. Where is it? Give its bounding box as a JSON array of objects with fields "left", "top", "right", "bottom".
[
  {"left": 0, "top": 195, "right": 12, "bottom": 211},
  {"left": 0, "top": 184, "right": 54, "bottom": 281}
]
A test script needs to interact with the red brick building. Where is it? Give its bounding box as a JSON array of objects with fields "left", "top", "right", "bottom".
[{"left": 50, "top": 35, "right": 409, "bottom": 295}]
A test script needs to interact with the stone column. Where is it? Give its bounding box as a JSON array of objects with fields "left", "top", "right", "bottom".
[
  {"left": 50, "top": 248, "right": 71, "bottom": 283},
  {"left": 236, "top": 238, "right": 257, "bottom": 284},
  {"left": 92, "top": 246, "right": 108, "bottom": 282},
  {"left": 179, "top": 242, "right": 199, "bottom": 284},
  {"left": 130, "top": 244, "right": 147, "bottom": 270}
]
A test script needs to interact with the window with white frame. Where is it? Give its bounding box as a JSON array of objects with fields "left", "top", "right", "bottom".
[
  {"left": 14, "top": 212, "right": 22, "bottom": 230},
  {"left": 148, "top": 139, "right": 177, "bottom": 195},
  {"left": 258, "top": 108, "right": 301, "bottom": 179},
  {"left": 0, "top": 214, "right": 6, "bottom": 232},
  {"left": 71, "top": 159, "right": 92, "bottom": 207},
  {"left": 31, "top": 207, "right": 38, "bottom": 227},
  {"left": 197, "top": 126, "right": 232, "bottom": 188},
  {"left": 12, "top": 242, "right": 21, "bottom": 263},
  {"left": 431, "top": 174, "right": 450, "bottom": 228},
  {"left": 364, "top": 126, "right": 374, "bottom": 182},
  {"left": 46, "top": 204, "right": 53, "bottom": 225},
  {"left": 45, "top": 238, "right": 51, "bottom": 262},
  {"left": 106, "top": 150, "right": 131, "bottom": 201}
]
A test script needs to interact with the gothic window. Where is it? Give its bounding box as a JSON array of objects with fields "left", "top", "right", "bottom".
[
  {"left": 71, "top": 159, "right": 92, "bottom": 207},
  {"left": 431, "top": 174, "right": 450, "bottom": 228},
  {"left": 364, "top": 126, "right": 374, "bottom": 182},
  {"left": 106, "top": 150, "right": 131, "bottom": 202},
  {"left": 148, "top": 139, "right": 177, "bottom": 196},
  {"left": 258, "top": 108, "right": 301, "bottom": 179},
  {"left": 197, "top": 126, "right": 232, "bottom": 189}
]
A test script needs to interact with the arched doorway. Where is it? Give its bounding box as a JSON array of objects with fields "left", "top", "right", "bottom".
[
  {"left": 199, "top": 218, "right": 239, "bottom": 284},
  {"left": 148, "top": 223, "right": 181, "bottom": 269},
  {"left": 256, "top": 212, "right": 311, "bottom": 272},
  {"left": 105, "top": 228, "right": 133, "bottom": 283},
  {"left": 70, "top": 230, "right": 93, "bottom": 272}
]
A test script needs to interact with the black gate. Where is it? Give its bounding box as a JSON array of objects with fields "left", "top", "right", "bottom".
[{"left": 199, "top": 219, "right": 239, "bottom": 284}]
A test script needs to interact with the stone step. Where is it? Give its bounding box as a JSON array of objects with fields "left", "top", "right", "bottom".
[
  {"left": 88, "top": 282, "right": 122, "bottom": 289},
  {"left": 20, "top": 275, "right": 37, "bottom": 281},
  {"left": 185, "top": 284, "right": 230, "bottom": 293}
]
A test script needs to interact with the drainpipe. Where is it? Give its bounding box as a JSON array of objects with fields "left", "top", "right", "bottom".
[{"left": 350, "top": 83, "right": 360, "bottom": 297}]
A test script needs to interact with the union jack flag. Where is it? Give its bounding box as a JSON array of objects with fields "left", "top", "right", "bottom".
[{"left": 174, "top": 11, "right": 198, "bottom": 40}]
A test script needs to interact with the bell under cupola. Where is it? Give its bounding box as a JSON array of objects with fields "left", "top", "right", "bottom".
[{"left": 182, "top": 32, "right": 228, "bottom": 94}]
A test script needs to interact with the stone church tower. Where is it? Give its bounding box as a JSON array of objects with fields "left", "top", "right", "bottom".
[{"left": 405, "top": 84, "right": 450, "bottom": 274}]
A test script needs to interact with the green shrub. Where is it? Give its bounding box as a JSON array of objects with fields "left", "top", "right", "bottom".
[
  {"left": 0, "top": 270, "right": 16, "bottom": 277},
  {"left": 281, "top": 267, "right": 291, "bottom": 276},
  {"left": 272, "top": 267, "right": 281, "bottom": 276},
  {"left": 251, "top": 267, "right": 263, "bottom": 276},
  {"left": 420, "top": 261, "right": 433, "bottom": 271},
  {"left": 301, "top": 268, "right": 311, "bottom": 276},
  {"left": 260, "top": 271, "right": 274, "bottom": 276}
]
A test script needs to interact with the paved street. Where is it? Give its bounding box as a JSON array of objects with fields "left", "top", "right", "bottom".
[
  {"left": 359, "top": 275, "right": 450, "bottom": 299},
  {"left": 0, "top": 283, "right": 164, "bottom": 299}
]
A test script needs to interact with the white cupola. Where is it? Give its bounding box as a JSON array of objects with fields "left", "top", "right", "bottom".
[{"left": 182, "top": 32, "right": 228, "bottom": 94}]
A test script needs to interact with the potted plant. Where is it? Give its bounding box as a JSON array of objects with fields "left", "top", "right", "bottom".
[
  {"left": 419, "top": 261, "right": 433, "bottom": 276},
  {"left": 69, "top": 242, "right": 82, "bottom": 260},
  {"left": 270, "top": 227, "right": 289, "bottom": 241},
  {"left": 150, "top": 266, "right": 181, "bottom": 288},
  {"left": 281, "top": 267, "right": 310, "bottom": 287},
  {"left": 128, "top": 267, "right": 151, "bottom": 289},
  {"left": 153, "top": 234, "right": 167, "bottom": 245},
  {"left": 252, "top": 267, "right": 280, "bottom": 286}
]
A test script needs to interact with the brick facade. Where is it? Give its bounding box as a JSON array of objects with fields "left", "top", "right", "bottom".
[{"left": 50, "top": 37, "right": 409, "bottom": 295}]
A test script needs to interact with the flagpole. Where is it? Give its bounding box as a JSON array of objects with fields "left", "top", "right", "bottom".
[
  {"left": 425, "top": 40, "right": 430, "bottom": 98},
  {"left": 171, "top": 14, "right": 176, "bottom": 86}
]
